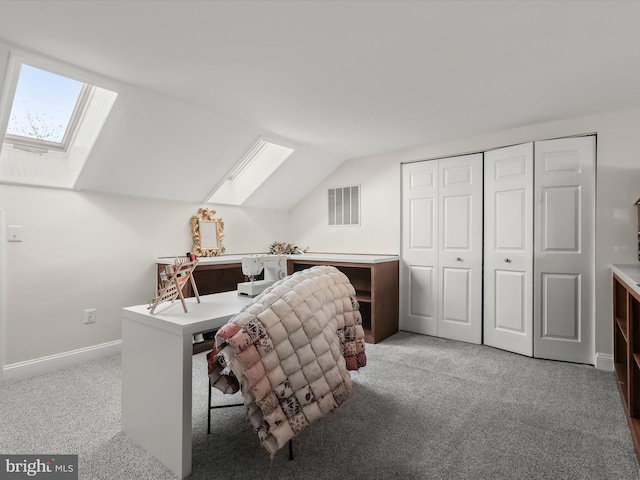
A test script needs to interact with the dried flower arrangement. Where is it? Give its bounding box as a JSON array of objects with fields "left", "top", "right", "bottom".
[{"left": 268, "top": 241, "right": 308, "bottom": 255}]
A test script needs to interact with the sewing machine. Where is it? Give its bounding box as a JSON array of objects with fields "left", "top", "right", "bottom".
[{"left": 237, "top": 255, "right": 287, "bottom": 297}]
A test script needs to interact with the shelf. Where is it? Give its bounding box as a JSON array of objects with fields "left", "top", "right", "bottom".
[
  {"left": 613, "top": 268, "right": 640, "bottom": 464},
  {"left": 628, "top": 418, "right": 640, "bottom": 464},
  {"left": 615, "top": 359, "right": 628, "bottom": 378},
  {"left": 288, "top": 257, "right": 398, "bottom": 343},
  {"left": 635, "top": 354, "right": 640, "bottom": 371},
  {"left": 355, "top": 290, "right": 372, "bottom": 303},
  {"left": 360, "top": 301, "right": 372, "bottom": 343},
  {"left": 615, "top": 362, "right": 628, "bottom": 404},
  {"left": 193, "top": 339, "right": 215, "bottom": 355},
  {"left": 633, "top": 297, "right": 640, "bottom": 353},
  {"left": 617, "top": 317, "right": 629, "bottom": 343},
  {"left": 633, "top": 361, "right": 640, "bottom": 419}
]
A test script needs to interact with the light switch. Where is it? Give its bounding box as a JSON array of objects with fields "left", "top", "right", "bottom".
[{"left": 7, "top": 225, "right": 23, "bottom": 242}]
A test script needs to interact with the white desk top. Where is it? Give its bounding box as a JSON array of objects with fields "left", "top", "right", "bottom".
[
  {"left": 156, "top": 253, "right": 399, "bottom": 266},
  {"left": 611, "top": 264, "right": 640, "bottom": 297},
  {"left": 122, "top": 291, "right": 250, "bottom": 336},
  {"left": 291, "top": 253, "right": 399, "bottom": 264},
  {"left": 156, "top": 255, "right": 244, "bottom": 265}
]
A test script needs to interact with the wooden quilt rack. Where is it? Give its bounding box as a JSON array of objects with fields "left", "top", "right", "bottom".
[{"left": 149, "top": 255, "right": 200, "bottom": 314}]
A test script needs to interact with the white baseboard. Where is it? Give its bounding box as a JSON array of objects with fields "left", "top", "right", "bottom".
[
  {"left": 2, "top": 340, "right": 122, "bottom": 382},
  {"left": 595, "top": 352, "right": 614, "bottom": 372}
]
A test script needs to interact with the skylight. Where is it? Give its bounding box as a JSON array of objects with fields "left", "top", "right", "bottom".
[
  {"left": 207, "top": 138, "right": 294, "bottom": 205},
  {"left": 6, "top": 64, "right": 87, "bottom": 149},
  {"left": 0, "top": 53, "right": 119, "bottom": 189}
]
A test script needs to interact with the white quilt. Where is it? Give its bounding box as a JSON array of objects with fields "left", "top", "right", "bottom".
[{"left": 208, "top": 265, "right": 367, "bottom": 455}]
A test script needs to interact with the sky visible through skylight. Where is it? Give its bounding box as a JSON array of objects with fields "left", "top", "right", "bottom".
[{"left": 6, "top": 64, "right": 83, "bottom": 144}]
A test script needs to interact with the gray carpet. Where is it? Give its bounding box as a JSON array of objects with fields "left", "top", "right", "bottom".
[{"left": 1, "top": 331, "right": 638, "bottom": 479}]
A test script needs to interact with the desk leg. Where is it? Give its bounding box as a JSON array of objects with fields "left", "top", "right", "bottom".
[{"left": 122, "top": 319, "right": 193, "bottom": 479}]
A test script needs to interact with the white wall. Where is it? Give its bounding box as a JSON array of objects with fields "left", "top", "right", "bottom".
[
  {"left": 1, "top": 103, "right": 638, "bottom": 370},
  {"left": 0, "top": 184, "right": 288, "bottom": 366},
  {"left": 289, "top": 106, "right": 640, "bottom": 358}
]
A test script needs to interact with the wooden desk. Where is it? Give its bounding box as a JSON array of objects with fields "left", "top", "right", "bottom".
[
  {"left": 610, "top": 264, "right": 640, "bottom": 464},
  {"left": 287, "top": 254, "right": 399, "bottom": 343},
  {"left": 156, "top": 255, "right": 247, "bottom": 298},
  {"left": 121, "top": 292, "right": 250, "bottom": 479}
]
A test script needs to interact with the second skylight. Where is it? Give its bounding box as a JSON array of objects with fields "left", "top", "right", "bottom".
[{"left": 207, "top": 138, "right": 294, "bottom": 205}]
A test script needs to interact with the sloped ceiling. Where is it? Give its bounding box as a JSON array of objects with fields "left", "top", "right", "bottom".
[{"left": 0, "top": 1, "right": 639, "bottom": 209}]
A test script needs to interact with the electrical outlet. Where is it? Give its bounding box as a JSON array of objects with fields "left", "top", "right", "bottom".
[{"left": 84, "top": 308, "right": 97, "bottom": 324}]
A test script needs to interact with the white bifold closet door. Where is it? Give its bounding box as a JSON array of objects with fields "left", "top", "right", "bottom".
[
  {"left": 484, "top": 143, "right": 534, "bottom": 356},
  {"left": 437, "top": 155, "right": 483, "bottom": 343},
  {"left": 401, "top": 160, "right": 439, "bottom": 336},
  {"left": 533, "top": 136, "right": 595, "bottom": 364},
  {"left": 484, "top": 136, "right": 595, "bottom": 364},
  {"left": 400, "top": 154, "right": 483, "bottom": 344}
]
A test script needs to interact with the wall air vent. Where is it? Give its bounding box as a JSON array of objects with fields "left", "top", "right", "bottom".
[{"left": 328, "top": 185, "right": 360, "bottom": 226}]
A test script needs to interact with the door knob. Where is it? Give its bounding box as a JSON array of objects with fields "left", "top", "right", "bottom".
[
  {"left": 504, "top": 258, "right": 511, "bottom": 263},
  {"left": 456, "top": 257, "right": 463, "bottom": 262}
]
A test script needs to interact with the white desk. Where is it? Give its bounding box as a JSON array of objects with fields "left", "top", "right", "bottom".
[{"left": 121, "top": 291, "right": 250, "bottom": 479}]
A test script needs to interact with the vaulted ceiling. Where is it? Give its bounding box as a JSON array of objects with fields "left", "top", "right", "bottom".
[{"left": 0, "top": 1, "right": 639, "bottom": 209}]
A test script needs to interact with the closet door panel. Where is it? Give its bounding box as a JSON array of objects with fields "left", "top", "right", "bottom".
[
  {"left": 494, "top": 270, "right": 526, "bottom": 333},
  {"left": 409, "top": 265, "right": 435, "bottom": 319},
  {"left": 541, "top": 186, "right": 581, "bottom": 252},
  {"left": 484, "top": 143, "right": 534, "bottom": 356},
  {"left": 437, "top": 153, "right": 483, "bottom": 344},
  {"left": 442, "top": 267, "right": 470, "bottom": 324},
  {"left": 541, "top": 273, "right": 580, "bottom": 340},
  {"left": 496, "top": 189, "right": 526, "bottom": 249},
  {"left": 401, "top": 161, "right": 439, "bottom": 335},
  {"left": 443, "top": 195, "right": 471, "bottom": 249},
  {"left": 534, "top": 136, "right": 595, "bottom": 364},
  {"left": 409, "top": 198, "right": 435, "bottom": 249}
]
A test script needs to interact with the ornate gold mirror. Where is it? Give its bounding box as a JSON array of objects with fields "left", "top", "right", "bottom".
[{"left": 191, "top": 208, "right": 225, "bottom": 256}]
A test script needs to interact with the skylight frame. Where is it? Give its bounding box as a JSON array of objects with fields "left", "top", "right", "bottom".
[
  {"left": 4, "top": 79, "right": 93, "bottom": 154},
  {"left": 2, "top": 61, "right": 94, "bottom": 153},
  {"left": 206, "top": 137, "right": 295, "bottom": 206},
  {"left": 0, "top": 50, "right": 122, "bottom": 190},
  {"left": 227, "top": 140, "right": 269, "bottom": 181}
]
